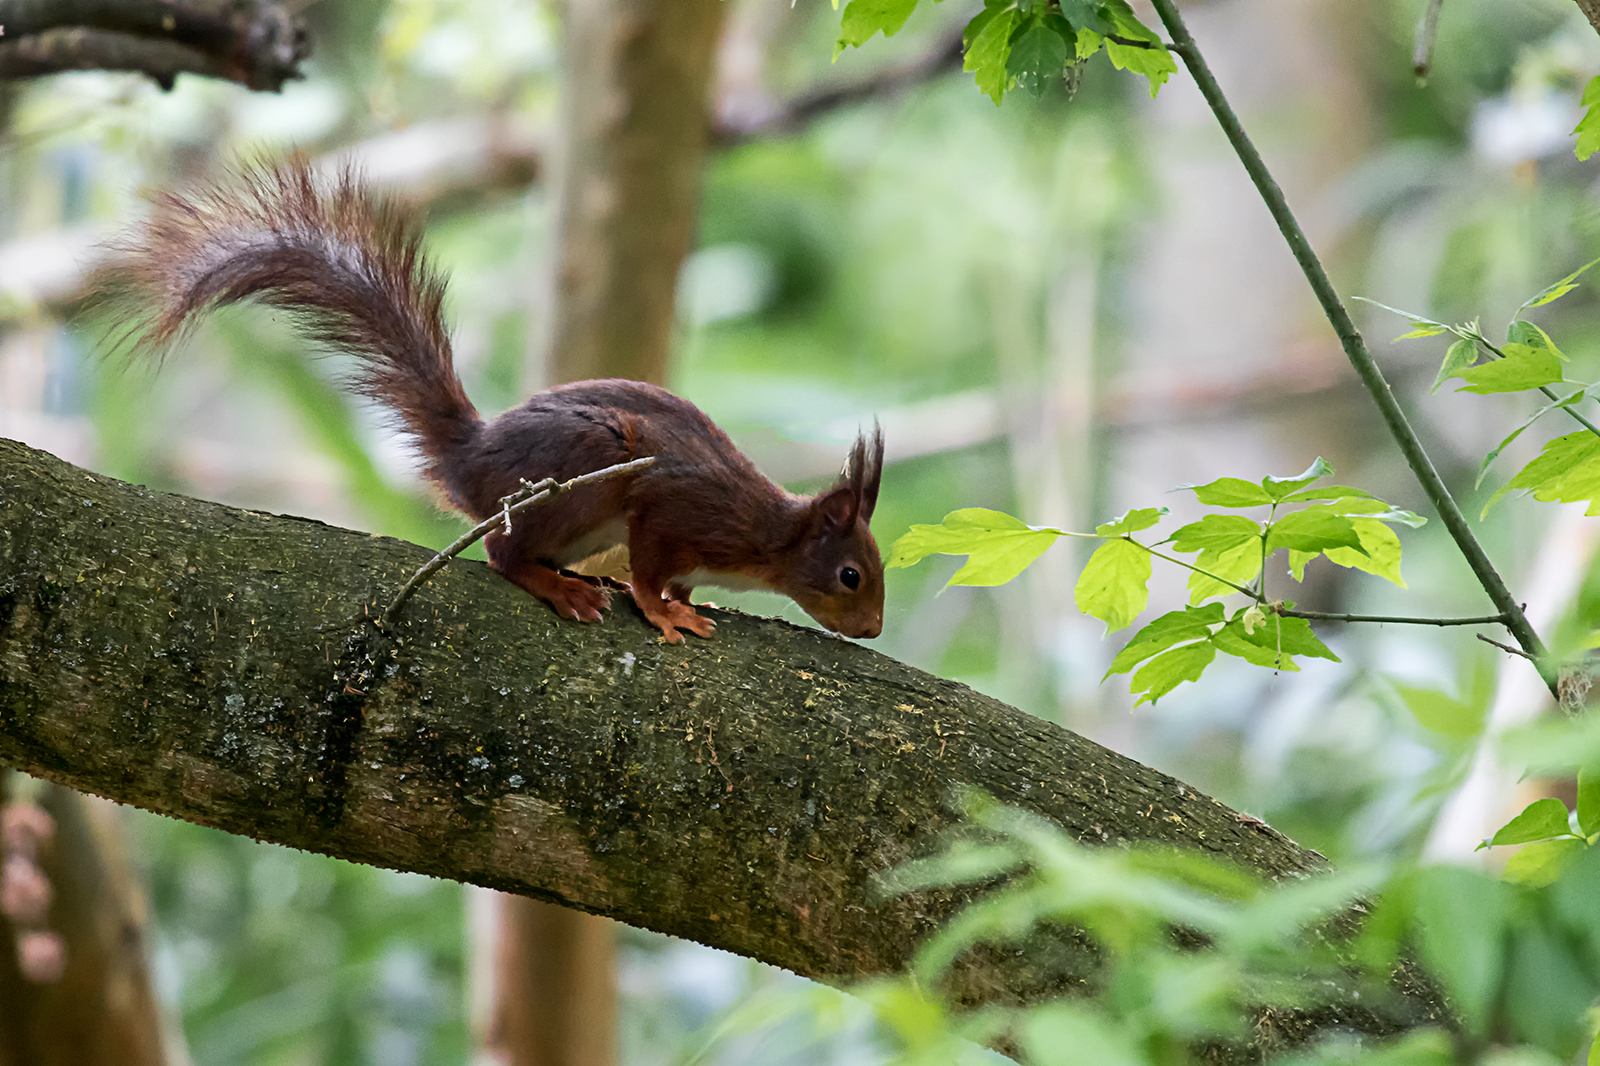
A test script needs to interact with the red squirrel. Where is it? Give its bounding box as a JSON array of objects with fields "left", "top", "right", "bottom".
[{"left": 106, "top": 158, "right": 885, "bottom": 642}]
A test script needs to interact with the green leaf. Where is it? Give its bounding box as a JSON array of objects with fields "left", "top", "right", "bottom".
[
  {"left": 1473, "top": 391, "right": 1590, "bottom": 490},
  {"left": 1100, "top": 0, "right": 1174, "bottom": 96},
  {"left": 837, "top": 0, "right": 921, "bottom": 48},
  {"left": 964, "top": 7, "right": 1019, "bottom": 104},
  {"left": 1411, "top": 865, "right": 1507, "bottom": 1032},
  {"left": 947, "top": 536, "right": 1061, "bottom": 587},
  {"left": 887, "top": 508, "right": 1063, "bottom": 586},
  {"left": 1186, "top": 539, "right": 1262, "bottom": 605},
  {"left": 1286, "top": 549, "right": 1317, "bottom": 581},
  {"left": 1263, "top": 507, "right": 1363, "bottom": 554},
  {"left": 1022, "top": 1004, "right": 1148, "bottom": 1066},
  {"left": 1431, "top": 337, "right": 1480, "bottom": 393},
  {"left": 1502, "top": 837, "right": 1586, "bottom": 887},
  {"left": 1184, "top": 477, "right": 1273, "bottom": 508},
  {"left": 1500, "top": 431, "right": 1600, "bottom": 516},
  {"left": 1074, "top": 538, "right": 1152, "bottom": 632},
  {"left": 1168, "top": 513, "right": 1260, "bottom": 553},
  {"left": 1211, "top": 620, "right": 1299, "bottom": 670},
  {"left": 1130, "top": 641, "right": 1215, "bottom": 706},
  {"left": 1095, "top": 506, "right": 1164, "bottom": 537},
  {"left": 1006, "top": 20, "right": 1071, "bottom": 97},
  {"left": 1394, "top": 682, "right": 1485, "bottom": 739},
  {"left": 1516, "top": 254, "right": 1600, "bottom": 314},
  {"left": 1576, "top": 76, "right": 1600, "bottom": 161},
  {"left": 1105, "top": 603, "right": 1223, "bottom": 676},
  {"left": 1486, "top": 797, "right": 1573, "bottom": 848},
  {"left": 1506, "top": 319, "right": 1564, "bottom": 357},
  {"left": 1261, "top": 457, "right": 1333, "bottom": 500},
  {"left": 1278, "top": 484, "right": 1378, "bottom": 504},
  {"left": 1454, "top": 342, "right": 1564, "bottom": 394},
  {"left": 1057, "top": 0, "right": 1115, "bottom": 35},
  {"left": 1231, "top": 611, "right": 1339, "bottom": 662},
  {"left": 1578, "top": 768, "right": 1600, "bottom": 838},
  {"left": 1103, "top": 39, "right": 1175, "bottom": 97},
  {"left": 1322, "top": 517, "right": 1407, "bottom": 587}
]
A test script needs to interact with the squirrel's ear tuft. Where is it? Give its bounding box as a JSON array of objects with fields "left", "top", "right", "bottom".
[
  {"left": 859, "top": 421, "right": 884, "bottom": 522},
  {"left": 818, "top": 422, "right": 883, "bottom": 532}
]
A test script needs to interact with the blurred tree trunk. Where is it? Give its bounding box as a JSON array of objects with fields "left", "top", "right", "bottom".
[
  {"left": 489, "top": 1, "right": 727, "bottom": 1063},
  {"left": 0, "top": 780, "right": 172, "bottom": 1066},
  {"left": 543, "top": 0, "right": 727, "bottom": 386}
]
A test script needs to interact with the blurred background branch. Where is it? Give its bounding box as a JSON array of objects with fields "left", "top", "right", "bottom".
[{"left": 0, "top": 0, "right": 308, "bottom": 91}]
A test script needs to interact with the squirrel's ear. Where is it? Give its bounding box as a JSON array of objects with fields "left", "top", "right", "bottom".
[{"left": 815, "top": 485, "right": 858, "bottom": 533}]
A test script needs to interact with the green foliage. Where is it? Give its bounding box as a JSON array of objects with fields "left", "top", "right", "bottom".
[
  {"left": 1577, "top": 76, "right": 1600, "bottom": 161},
  {"left": 850, "top": 792, "right": 1600, "bottom": 1066},
  {"left": 889, "top": 459, "right": 1406, "bottom": 703},
  {"left": 1367, "top": 267, "right": 1600, "bottom": 520},
  {"left": 836, "top": 0, "right": 1173, "bottom": 105},
  {"left": 889, "top": 507, "right": 1067, "bottom": 587},
  {"left": 130, "top": 814, "right": 467, "bottom": 1065}
]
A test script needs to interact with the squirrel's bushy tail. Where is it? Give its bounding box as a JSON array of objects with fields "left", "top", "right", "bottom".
[{"left": 108, "top": 155, "right": 479, "bottom": 485}]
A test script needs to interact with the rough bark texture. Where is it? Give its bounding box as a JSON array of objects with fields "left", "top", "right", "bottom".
[
  {"left": 0, "top": 438, "right": 1444, "bottom": 1045},
  {"left": 545, "top": 0, "right": 728, "bottom": 384},
  {"left": 0, "top": 0, "right": 307, "bottom": 91},
  {"left": 0, "top": 782, "right": 171, "bottom": 1066}
]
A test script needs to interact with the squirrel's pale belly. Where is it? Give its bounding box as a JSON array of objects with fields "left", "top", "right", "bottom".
[{"left": 674, "top": 568, "right": 774, "bottom": 594}]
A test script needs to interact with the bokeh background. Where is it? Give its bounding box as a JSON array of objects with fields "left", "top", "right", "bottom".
[{"left": 3, "top": 0, "right": 1599, "bottom": 1061}]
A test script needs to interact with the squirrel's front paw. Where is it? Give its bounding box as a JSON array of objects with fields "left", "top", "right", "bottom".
[{"left": 640, "top": 596, "right": 715, "bottom": 641}]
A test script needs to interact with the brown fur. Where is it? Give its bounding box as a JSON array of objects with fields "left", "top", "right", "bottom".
[{"left": 105, "top": 157, "right": 885, "bottom": 642}]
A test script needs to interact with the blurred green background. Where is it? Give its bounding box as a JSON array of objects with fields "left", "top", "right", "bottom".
[{"left": 4, "top": 0, "right": 1600, "bottom": 1061}]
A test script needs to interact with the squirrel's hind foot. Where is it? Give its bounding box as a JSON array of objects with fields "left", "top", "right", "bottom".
[{"left": 498, "top": 561, "right": 612, "bottom": 623}]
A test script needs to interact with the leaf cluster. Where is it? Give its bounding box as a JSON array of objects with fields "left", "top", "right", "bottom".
[
  {"left": 889, "top": 459, "right": 1421, "bottom": 704},
  {"left": 834, "top": 0, "right": 1176, "bottom": 104},
  {"left": 1364, "top": 261, "right": 1600, "bottom": 520}
]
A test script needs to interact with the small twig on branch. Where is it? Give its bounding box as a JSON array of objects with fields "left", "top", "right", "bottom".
[
  {"left": 1412, "top": 0, "right": 1444, "bottom": 81},
  {"left": 1279, "top": 607, "right": 1509, "bottom": 628},
  {"left": 0, "top": 0, "right": 308, "bottom": 91},
  {"left": 379, "top": 457, "right": 654, "bottom": 629},
  {"left": 1477, "top": 633, "right": 1536, "bottom": 660}
]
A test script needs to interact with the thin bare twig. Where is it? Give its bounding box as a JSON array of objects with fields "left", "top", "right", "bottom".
[
  {"left": 1477, "top": 633, "right": 1536, "bottom": 661},
  {"left": 1280, "top": 608, "right": 1509, "bottom": 628},
  {"left": 379, "top": 457, "right": 654, "bottom": 629},
  {"left": 1412, "top": 0, "right": 1444, "bottom": 81}
]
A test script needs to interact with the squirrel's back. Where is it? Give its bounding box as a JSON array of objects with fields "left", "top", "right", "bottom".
[{"left": 107, "top": 156, "right": 480, "bottom": 488}]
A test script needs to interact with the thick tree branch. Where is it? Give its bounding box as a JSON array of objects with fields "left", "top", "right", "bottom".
[
  {"left": 0, "top": 0, "right": 307, "bottom": 91},
  {"left": 0, "top": 438, "right": 1444, "bottom": 1045}
]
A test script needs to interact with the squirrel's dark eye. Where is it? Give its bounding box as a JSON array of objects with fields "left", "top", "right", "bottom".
[{"left": 840, "top": 566, "right": 861, "bottom": 590}]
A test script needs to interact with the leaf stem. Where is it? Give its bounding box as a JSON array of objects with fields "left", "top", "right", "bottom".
[
  {"left": 1476, "top": 338, "right": 1600, "bottom": 440},
  {"left": 1148, "top": 0, "right": 1553, "bottom": 690},
  {"left": 1277, "top": 608, "right": 1509, "bottom": 628},
  {"left": 1132, "top": 540, "right": 1257, "bottom": 598}
]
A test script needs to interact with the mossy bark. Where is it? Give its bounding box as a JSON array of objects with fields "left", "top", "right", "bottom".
[{"left": 0, "top": 437, "right": 1442, "bottom": 1038}]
